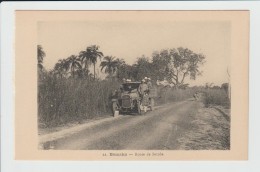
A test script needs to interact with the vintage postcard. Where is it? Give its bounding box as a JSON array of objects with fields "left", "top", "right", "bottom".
[{"left": 15, "top": 10, "right": 249, "bottom": 160}]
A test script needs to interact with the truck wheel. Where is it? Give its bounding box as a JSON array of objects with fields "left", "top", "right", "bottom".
[
  {"left": 112, "top": 102, "right": 118, "bottom": 115},
  {"left": 150, "top": 98, "right": 155, "bottom": 111}
]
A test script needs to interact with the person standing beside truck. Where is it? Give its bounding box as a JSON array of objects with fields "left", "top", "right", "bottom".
[
  {"left": 138, "top": 79, "right": 148, "bottom": 96},
  {"left": 138, "top": 79, "right": 149, "bottom": 106},
  {"left": 147, "top": 78, "right": 152, "bottom": 90}
]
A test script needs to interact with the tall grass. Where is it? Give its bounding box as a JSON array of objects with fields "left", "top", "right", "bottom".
[
  {"left": 38, "top": 76, "right": 120, "bottom": 127},
  {"left": 156, "top": 87, "right": 197, "bottom": 105},
  {"left": 38, "top": 75, "right": 230, "bottom": 127},
  {"left": 156, "top": 87, "right": 230, "bottom": 109},
  {"left": 203, "top": 89, "right": 230, "bottom": 108}
]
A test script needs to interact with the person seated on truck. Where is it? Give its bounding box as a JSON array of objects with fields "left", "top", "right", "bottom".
[{"left": 127, "top": 85, "right": 132, "bottom": 92}]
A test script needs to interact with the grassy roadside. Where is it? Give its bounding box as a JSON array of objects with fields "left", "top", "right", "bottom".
[
  {"left": 38, "top": 77, "right": 230, "bottom": 130},
  {"left": 176, "top": 104, "right": 230, "bottom": 150},
  {"left": 155, "top": 87, "right": 197, "bottom": 105},
  {"left": 203, "top": 89, "right": 230, "bottom": 108},
  {"left": 38, "top": 77, "right": 120, "bottom": 128},
  {"left": 174, "top": 89, "right": 231, "bottom": 150},
  {"left": 38, "top": 77, "right": 195, "bottom": 128}
]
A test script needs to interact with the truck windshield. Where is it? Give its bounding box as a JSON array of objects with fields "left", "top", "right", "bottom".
[{"left": 122, "top": 83, "right": 140, "bottom": 91}]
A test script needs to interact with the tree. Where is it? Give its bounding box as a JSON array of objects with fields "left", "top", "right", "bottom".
[
  {"left": 76, "top": 68, "right": 90, "bottom": 79},
  {"left": 53, "top": 59, "right": 70, "bottom": 78},
  {"left": 169, "top": 47, "right": 205, "bottom": 88},
  {"left": 134, "top": 55, "right": 152, "bottom": 81},
  {"left": 151, "top": 50, "right": 172, "bottom": 81},
  {"left": 100, "top": 57, "right": 128, "bottom": 80},
  {"left": 205, "top": 82, "right": 214, "bottom": 89},
  {"left": 37, "top": 45, "right": 46, "bottom": 70},
  {"left": 114, "top": 58, "right": 126, "bottom": 79},
  {"left": 79, "top": 48, "right": 91, "bottom": 71},
  {"left": 212, "top": 85, "right": 221, "bottom": 89},
  {"left": 151, "top": 48, "right": 205, "bottom": 88},
  {"left": 116, "top": 62, "right": 139, "bottom": 81},
  {"left": 66, "top": 55, "right": 82, "bottom": 78},
  {"left": 115, "top": 58, "right": 125, "bottom": 67},
  {"left": 78, "top": 48, "right": 93, "bottom": 79},
  {"left": 221, "top": 83, "right": 229, "bottom": 94},
  {"left": 79, "top": 45, "right": 103, "bottom": 80},
  {"left": 179, "top": 83, "right": 189, "bottom": 89},
  {"left": 100, "top": 56, "right": 118, "bottom": 77}
]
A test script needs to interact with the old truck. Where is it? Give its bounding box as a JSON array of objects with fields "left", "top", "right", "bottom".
[{"left": 111, "top": 82, "right": 157, "bottom": 115}]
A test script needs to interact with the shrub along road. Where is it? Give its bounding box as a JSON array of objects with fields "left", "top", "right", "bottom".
[{"left": 40, "top": 99, "right": 230, "bottom": 150}]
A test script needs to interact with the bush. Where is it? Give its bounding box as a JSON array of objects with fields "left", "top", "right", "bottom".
[
  {"left": 203, "top": 89, "right": 230, "bottom": 108},
  {"left": 156, "top": 87, "right": 196, "bottom": 105},
  {"left": 38, "top": 76, "right": 120, "bottom": 127},
  {"left": 38, "top": 74, "right": 230, "bottom": 127}
]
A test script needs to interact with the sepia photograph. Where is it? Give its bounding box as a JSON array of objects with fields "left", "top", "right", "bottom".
[
  {"left": 37, "top": 12, "right": 231, "bottom": 151},
  {"left": 14, "top": 10, "right": 249, "bottom": 160},
  {"left": 5, "top": 1, "right": 260, "bottom": 171}
]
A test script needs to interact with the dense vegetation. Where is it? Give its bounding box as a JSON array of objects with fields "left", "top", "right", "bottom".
[{"left": 37, "top": 44, "right": 229, "bottom": 127}]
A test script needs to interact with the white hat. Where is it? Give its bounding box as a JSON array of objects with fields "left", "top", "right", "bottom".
[
  {"left": 126, "top": 79, "right": 131, "bottom": 82},
  {"left": 144, "top": 77, "right": 148, "bottom": 80}
]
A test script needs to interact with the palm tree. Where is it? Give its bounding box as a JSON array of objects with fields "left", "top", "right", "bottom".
[
  {"left": 79, "top": 45, "right": 103, "bottom": 80},
  {"left": 79, "top": 47, "right": 93, "bottom": 79},
  {"left": 66, "top": 55, "right": 82, "bottom": 78},
  {"left": 100, "top": 56, "right": 118, "bottom": 76},
  {"left": 54, "top": 59, "right": 70, "bottom": 78},
  {"left": 37, "top": 45, "right": 46, "bottom": 70},
  {"left": 115, "top": 58, "right": 125, "bottom": 66},
  {"left": 75, "top": 67, "right": 90, "bottom": 79},
  {"left": 115, "top": 58, "right": 125, "bottom": 79},
  {"left": 79, "top": 49, "right": 91, "bottom": 70}
]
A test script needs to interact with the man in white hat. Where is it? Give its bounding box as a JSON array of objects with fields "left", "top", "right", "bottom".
[{"left": 139, "top": 79, "right": 149, "bottom": 107}]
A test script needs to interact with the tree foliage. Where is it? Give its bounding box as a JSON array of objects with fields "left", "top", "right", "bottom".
[
  {"left": 66, "top": 55, "right": 82, "bottom": 78},
  {"left": 37, "top": 45, "right": 46, "bottom": 70},
  {"left": 134, "top": 55, "right": 152, "bottom": 81},
  {"left": 170, "top": 47, "right": 205, "bottom": 82},
  {"left": 100, "top": 56, "right": 118, "bottom": 76},
  {"left": 40, "top": 45, "right": 205, "bottom": 87},
  {"left": 79, "top": 45, "right": 103, "bottom": 80},
  {"left": 53, "top": 59, "right": 70, "bottom": 78}
]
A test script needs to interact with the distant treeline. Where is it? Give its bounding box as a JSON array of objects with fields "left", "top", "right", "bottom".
[{"left": 38, "top": 44, "right": 205, "bottom": 89}]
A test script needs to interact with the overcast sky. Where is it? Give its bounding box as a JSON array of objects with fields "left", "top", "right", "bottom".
[{"left": 38, "top": 20, "right": 230, "bottom": 86}]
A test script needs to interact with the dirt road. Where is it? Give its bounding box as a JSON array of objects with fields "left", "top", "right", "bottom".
[{"left": 41, "top": 100, "right": 230, "bottom": 150}]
